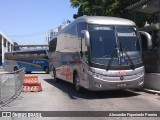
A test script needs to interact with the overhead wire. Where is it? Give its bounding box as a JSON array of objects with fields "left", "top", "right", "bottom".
[{"left": 7, "top": 31, "right": 47, "bottom": 38}]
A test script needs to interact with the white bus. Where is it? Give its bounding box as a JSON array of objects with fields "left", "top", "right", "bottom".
[
  {"left": 49, "top": 16, "right": 152, "bottom": 92},
  {"left": 4, "top": 49, "right": 49, "bottom": 74}
]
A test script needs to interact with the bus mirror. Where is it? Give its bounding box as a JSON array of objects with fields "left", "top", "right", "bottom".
[
  {"left": 139, "top": 31, "right": 152, "bottom": 50},
  {"left": 81, "top": 30, "right": 90, "bottom": 46}
]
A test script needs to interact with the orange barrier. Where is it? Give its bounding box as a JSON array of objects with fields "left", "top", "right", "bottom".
[
  {"left": 22, "top": 76, "right": 42, "bottom": 92},
  {"left": 24, "top": 76, "right": 38, "bottom": 83},
  {"left": 22, "top": 86, "right": 31, "bottom": 92}
]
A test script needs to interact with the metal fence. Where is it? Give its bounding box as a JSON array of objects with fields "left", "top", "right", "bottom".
[{"left": 0, "top": 68, "right": 25, "bottom": 108}]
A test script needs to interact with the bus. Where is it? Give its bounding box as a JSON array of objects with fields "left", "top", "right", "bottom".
[
  {"left": 140, "top": 23, "right": 160, "bottom": 90},
  {"left": 49, "top": 16, "right": 152, "bottom": 92},
  {"left": 4, "top": 48, "right": 49, "bottom": 74}
]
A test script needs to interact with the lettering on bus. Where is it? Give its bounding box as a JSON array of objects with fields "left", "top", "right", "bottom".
[
  {"left": 117, "top": 71, "right": 126, "bottom": 75},
  {"left": 60, "top": 65, "right": 73, "bottom": 80}
]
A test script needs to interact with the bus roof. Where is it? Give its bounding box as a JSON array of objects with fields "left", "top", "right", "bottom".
[
  {"left": 74, "top": 16, "right": 136, "bottom": 26},
  {"left": 53, "top": 16, "right": 136, "bottom": 38},
  {"left": 50, "top": 16, "right": 136, "bottom": 41}
]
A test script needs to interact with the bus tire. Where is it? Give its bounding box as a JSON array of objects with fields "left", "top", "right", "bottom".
[
  {"left": 53, "top": 69, "right": 58, "bottom": 83},
  {"left": 26, "top": 71, "right": 31, "bottom": 74},
  {"left": 14, "top": 66, "right": 18, "bottom": 71},
  {"left": 44, "top": 66, "right": 49, "bottom": 74},
  {"left": 74, "top": 72, "right": 82, "bottom": 92}
]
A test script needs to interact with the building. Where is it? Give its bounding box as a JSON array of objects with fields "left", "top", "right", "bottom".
[
  {"left": 0, "top": 31, "right": 14, "bottom": 67},
  {"left": 46, "top": 20, "right": 70, "bottom": 42},
  {"left": 126, "top": 0, "right": 160, "bottom": 50},
  {"left": 126, "top": 0, "right": 160, "bottom": 90}
]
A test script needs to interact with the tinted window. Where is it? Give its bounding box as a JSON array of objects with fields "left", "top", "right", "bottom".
[
  {"left": 117, "top": 27, "right": 140, "bottom": 51},
  {"left": 89, "top": 25, "right": 116, "bottom": 58},
  {"left": 49, "top": 38, "right": 57, "bottom": 52},
  {"left": 77, "top": 22, "right": 87, "bottom": 38},
  {"left": 64, "top": 25, "right": 76, "bottom": 36},
  {"left": 5, "top": 50, "right": 48, "bottom": 60}
]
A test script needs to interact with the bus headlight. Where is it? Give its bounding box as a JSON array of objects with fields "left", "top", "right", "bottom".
[
  {"left": 93, "top": 73, "right": 107, "bottom": 79},
  {"left": 136, "top": 71, "right": 144, "bottom": 77},
  {"left": 93, "top": 73, "right": 100, "bottom": 78},
  {"left": 94, "top": 82, "right": 102, "bottom": 88}
]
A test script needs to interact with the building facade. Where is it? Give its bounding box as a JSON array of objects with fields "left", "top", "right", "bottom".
[
  {"left": 127, "top": 0, "right": 160, "bottom": 51},
  {"left": 0, "top": 31, "right": 14, "bottom": 67},
  {"left": 127, "top": 0, "right": 160, "bottom": 90},
  {"left": 46, "top": 20, "right": 70, "bottom": 42}
]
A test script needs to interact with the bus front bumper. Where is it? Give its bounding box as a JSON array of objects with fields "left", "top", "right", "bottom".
[{"left": 88, "top": 74, "right": 144, "bottom": 91}]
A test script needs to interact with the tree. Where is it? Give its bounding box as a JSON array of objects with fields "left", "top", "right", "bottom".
[{"left": 70, "top": 0, "right": 140, "bottom": 19}]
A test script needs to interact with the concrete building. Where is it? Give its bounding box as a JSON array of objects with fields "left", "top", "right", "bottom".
[
  {"left": 126, "top": 0, "right": 160, "bottom": 50},
  {"left": 0, "top": 31, "right": 14, "bottom": 67},
  {"left": 46, "top": 20, "right": 70, "bottom": 42},
  {"left": 127, "top": 0, "right": 160, "bottom": 91}
]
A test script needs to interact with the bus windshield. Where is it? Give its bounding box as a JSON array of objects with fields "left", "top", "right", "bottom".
[{"left": 89, "top": 25, "right": 142, "bottom": 67}]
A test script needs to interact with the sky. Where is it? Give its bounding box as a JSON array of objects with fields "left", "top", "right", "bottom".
[{"left": 0, "top": 0, "right": 77, "bottom": 45}]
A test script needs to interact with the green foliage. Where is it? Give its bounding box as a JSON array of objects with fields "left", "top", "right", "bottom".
[{"left": 70, "top": 0, "right": 140, "bottom": 19}]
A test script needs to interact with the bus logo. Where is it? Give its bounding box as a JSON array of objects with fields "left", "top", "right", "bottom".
[{"left": 117, "top": 71, "right": 126, "bottom": 75}]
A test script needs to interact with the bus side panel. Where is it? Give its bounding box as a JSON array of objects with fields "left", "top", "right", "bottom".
[
  {"left": 4, "top": 49, "right": 49, "bottom": 73},
  {"left": 55, "top": 52, "right": 80, "bottom": 83},
  {"left": 4, "top": 60, "right": 19, "bottom": 72},
  {"left": 17, "top": 59, "right": 46, "bottom": 72},
  {"left": 49, "top": 52, "right": 56, "bottom": 76},
  {"left": 79, "top": 60, "right": 90, "bottom": 89},
  {"left": 54, "top": 30, "right": 81, "bottom": 83}
]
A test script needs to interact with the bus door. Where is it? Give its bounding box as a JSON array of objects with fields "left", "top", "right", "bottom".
[{"left": 80, "top": 37, "right": 89, "bottom": 88}]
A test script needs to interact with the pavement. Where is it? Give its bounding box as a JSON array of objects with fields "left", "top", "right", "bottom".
[{"left": 0, "top": 72, "right": 160, "bottom": 120}]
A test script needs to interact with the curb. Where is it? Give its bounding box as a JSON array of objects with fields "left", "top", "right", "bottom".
[{"left": 142, "top": 89, "right": 160, "bottom": 95}]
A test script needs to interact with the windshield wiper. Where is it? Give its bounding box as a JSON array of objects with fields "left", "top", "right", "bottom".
[
  {"left": 106, "top": 46, "right": 117, "bottom": 71},
  {"left": 106, "top": 43, "right": 136, "bottom": 71},
  {"left": 119, "top": 42, "right": 135, "bottom": 70}
]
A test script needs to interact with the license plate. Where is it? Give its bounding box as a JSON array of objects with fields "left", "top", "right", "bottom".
[{"left": 117, "top": 83, "right": 126, "bottom": 87}]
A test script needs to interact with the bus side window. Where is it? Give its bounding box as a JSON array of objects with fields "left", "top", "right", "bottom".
[
  {"left": 81, "top": 37, "right": 88, "bottom": 63},
  {"left": 77, "top": 22, "right": 87, "bottom": 38},
  {"left": 49, "top": 38, "right": 57, "bottom": 52},
  {"left": 77, "top": 22, "right": 88, "bottom": 63},
  {"left": 141, "top": 34, "right": 148, "bottom": 51},
  {"left": 12, "top": 53, "right": 17, "bottom": 60}
]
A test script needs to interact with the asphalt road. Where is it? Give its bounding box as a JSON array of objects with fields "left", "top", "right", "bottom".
[{"left": 1, "top": 72, "right": 160, "bottom": 120}]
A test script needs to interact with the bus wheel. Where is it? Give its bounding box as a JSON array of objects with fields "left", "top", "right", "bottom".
[
  {"left": 26, "top": 71, "right": 31, "bottom": 74},
  {"left": 74, "top": 73, "right": 82, "bottom": 92},
  {"left": 44, "top": 66, "right": 49, "bottom": 74},
  {"left": 53, "top": 69, "right": 58, "bottom": 83},
  {"left": 14, "top": 67, "right": 18, "bottom": 71}
]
